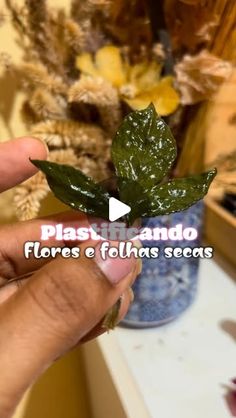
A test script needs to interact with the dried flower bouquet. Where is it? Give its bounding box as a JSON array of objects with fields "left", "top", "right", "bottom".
[{"left": 0, "top": 0, "right": 232, "bottom": 219}]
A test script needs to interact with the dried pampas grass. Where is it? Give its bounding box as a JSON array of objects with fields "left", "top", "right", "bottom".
[
  {"left": 26, "top": 0, "right": 64, "bottom": 75},
  {"left": 20, "top": 62, "right": 66, "bottom": 95},
  {"left": 4, "top": 0, "right": 233, "bottom": 221},
  {"left": 31, "top": 119, "right": 108, "bottom": 153},
  {"left": 68, "top": 76, "right": 119, "bottom": 107},
  {"left": 14, "top": 145, "right": 111, "bottom": 220},
  {"left": 64, "top": 19, "right": 85, "bottom": 53},
  {"left": 14, "top": 149, "right": 77, "bottom": 221},
  {"left": 29, "top": 89, "right": 67, "bottom": 121},
  {"left": 77, "top": 155, "right": 110, "bottom": 180},
  {"left": 14, "top": 172, "right": 49, "bottom": 221},
  {"left": 31, "top": 119, "right": 112, "bottom": 181},
  {"left": 68, "top": 76, "right": 121, "bottom": 133},
  {"left": 5, "top": 0, "right": 27, "bottom": 35},
  {"left": 175, "top": 50, "right": 232, "bottom": 104},
  {"left": 207, "top": 150, "right": 236, "bottom": 199}
]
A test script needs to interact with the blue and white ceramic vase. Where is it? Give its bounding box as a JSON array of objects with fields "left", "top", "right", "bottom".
[{"left": 122, "top": 201, "right": 203, "bottom": 328}]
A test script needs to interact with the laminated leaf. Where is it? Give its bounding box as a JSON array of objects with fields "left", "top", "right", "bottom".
[
  {"left": 31, "top": 160, "right": 110, "bottom": 219},
  {"left": 32, "top": 104, "right": 216, "bottom": 227},
  {"left": 141, "top": 169, "right": 217, "bottom": 217},
  {"left": 95, "top": 45, "right": 127, "bottom": 88},
  {"left": 112, "top": 105, "right": 216, "bottom": 225},
  {"left": 125, "top": 76, "right": 180, "bottom": 116},
  {"left": 102, "top": 298, "right": 122, "bottom": 330},
  {"left": 117, "top": 178, "right": 148, "bottom": 225},
  {"left": 116, "top": 171, "right": 216, "bottom": 225},
  {"left": 112, "top": 103, "right": 177, "bottom": 189}
]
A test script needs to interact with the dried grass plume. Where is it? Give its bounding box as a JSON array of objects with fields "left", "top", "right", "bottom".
[{"left": 175, "top": 50, "right": 232, "bottom": 104}]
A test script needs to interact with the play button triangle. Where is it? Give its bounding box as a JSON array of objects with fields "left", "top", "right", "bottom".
[{"left": 109, "top": 197, "right": 131, "bottom": 222}]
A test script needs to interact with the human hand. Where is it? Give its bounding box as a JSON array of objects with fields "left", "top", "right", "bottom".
[{"left": 0, "top": 137, "right": 139, "bottom": 418}]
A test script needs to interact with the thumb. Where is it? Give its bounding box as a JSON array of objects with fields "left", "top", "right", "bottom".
[{"left": 0, "top": 243, "right": 137, "bottom": 417}]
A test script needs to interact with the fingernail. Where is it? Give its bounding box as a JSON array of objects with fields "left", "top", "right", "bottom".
[
  {"left": 95, "top": 243, "right": 137, "bottom": 285},
  {"left": 128, "top": 287, "right": 134, "bottom": 302},
  {"left": 137, "top": 258, "right": 143, "bottom": 275},
  {"left": 133, "top": 239, "right": 143, "bottom": 275},
  {"left": 133, "top": 239, "right": 142, "bottom": 249},
  {"left": 33, "top": 136, "right": 49, "bottom": 158}
]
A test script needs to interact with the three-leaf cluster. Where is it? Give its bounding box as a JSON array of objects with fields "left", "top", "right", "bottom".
[{"left": 32, "top": 104, "right": 216, "bottom": 224}]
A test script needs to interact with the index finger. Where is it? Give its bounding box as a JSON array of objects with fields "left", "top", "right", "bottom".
[{"left": 0, "top": 137, "right": 48, "bottom": 192}]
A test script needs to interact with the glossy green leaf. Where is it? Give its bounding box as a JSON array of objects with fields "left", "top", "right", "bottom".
[
  {"left": 102, "top": 298, "right": 122, "bottom": 330},
  {"left": 140, "top": 169, "right": 217, "bottom": 217},
  {"left": 31, "top": 105, "right": 217, "bottom": 226},
  {"left": 112, "top": 103, "right": 177, "bottom": 189},
  {"left": 117, "top": 178, "right": 149, "bottom": 225},
  {"left": 31, "top": 159, "right": 110, "bottom": 219}
]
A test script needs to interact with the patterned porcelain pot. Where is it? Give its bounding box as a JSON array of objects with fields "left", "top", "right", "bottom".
[{"left": 121, "top": 201, "right": 203, "bottom": 328}]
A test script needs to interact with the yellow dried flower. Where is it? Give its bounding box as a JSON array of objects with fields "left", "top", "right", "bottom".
[
  {"left": 76, "top": 45, "right": 180, "bottom": 116},
  {"left": 94, "top": 46, "right": 127, "bottom": 88},
  {"left": 125, "top": 76, "right": 180, "bottom": 116}
]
